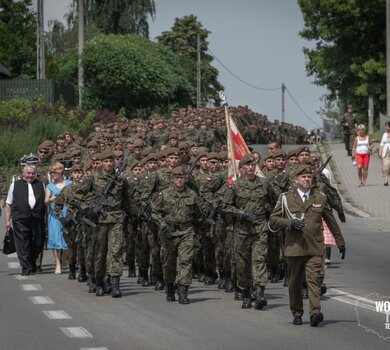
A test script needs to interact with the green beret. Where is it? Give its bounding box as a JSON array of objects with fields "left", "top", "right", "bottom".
[
  {"left": 287, "top": 149, "right": 297, "bottom": 158},
  {"left": 70, "top": 164, "right": 82, "bottom": 172},
  {"left": 273, "top": 150, "right": 286, "bottom": 159},
  {"left": 207, "top": 152, "right": 219, "bottom": 161},
  {"left": 296, "top": 146, "right": 311, "bottom": 155},
  {"left": 99, "top": 150, "right": 115, "bottom": 160},
  {"left": 171, "top": 165, "right": 185, "bottom": 176},
  {"left": 294, "top": 164, "right": 313, "bottom": 176},
  {"left": 165, "top": 147, "right": 180, "bottom": 157},
  {"left": 264, "top": 152, "right": 274, "bottom": 161},
  {"left": 240, "top": 153, "right": 256, "bottom": 165}
]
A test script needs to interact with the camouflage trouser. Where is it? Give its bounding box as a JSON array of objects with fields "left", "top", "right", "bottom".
[
  {"left": 147, "top": 221, "right": 163, "bottom": 279},
  {"left": 160, "top": 231, "right": 194, "bottom": 286},
  {"left": 234, "top": 224, "right": 268, "bottom": 290},
  {"left": 343, "top": 133, "right": 354, "bottom": 153},
  {"left": 192, "top": 226, "right": 204, "bottom": 274},
  {"left": 88, "top": 222, "right": 124, "bottom": 279},
  {"left": 202, "top": 224, "right": 216, "bottom": 277},
  {"left": 136, "top": 221, "right": 150, "bottom": 274},
  {"left": 124, "top": 218, "right": 137, "bottom": 267},
  {"left": 64, "top": 225, "right": 86, "bottom": 269},
  {"left": 210, "top": 215, "right": 227, "bottom": 275},
  {"left": 224, "top": 222, "right": 234, "bottom": 280}
]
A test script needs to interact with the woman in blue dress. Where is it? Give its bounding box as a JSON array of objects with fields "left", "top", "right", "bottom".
[{"left": 45, "top": 162, "right": 72, "bottom": 274}]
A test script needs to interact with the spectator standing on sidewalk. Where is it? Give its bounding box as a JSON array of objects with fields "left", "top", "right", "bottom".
[
  {"left": 352, "top": 124, "right": 374, "bottom": 186},
  {"left": 379, "top": 121, "right": 390, "bottom": 186}
]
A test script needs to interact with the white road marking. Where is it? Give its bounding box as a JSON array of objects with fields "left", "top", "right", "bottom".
[
  {"left": 327, "top": 288, "right": 384, "bottom": 313},
  {"left": 30, "top": 296, "right": 54, "bottom": 304},
  {"left": 7, "top": 253, "right": 17, "bottom": 258},
  {"left": 21, "top": 284, "right": 43, "bottom": 291},
  {"left": 43, "top": 310, "right": 72, "bottom": 320},
  {"left": 15, "top": 275, "right": 36, "bottom": 280},
  {"left": 8, "top": 262, "right": 21, "bottom": 268},
  {"left": 60, "top": 327, "right": 93, "bottom": 338},
  {"left": 80, "top": 348, "right": 108, "bottom": 350}
]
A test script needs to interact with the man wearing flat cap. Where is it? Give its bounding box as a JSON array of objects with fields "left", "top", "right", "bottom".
[
  {"left": 222, "top": 153, "right": 271, "bottom": 310},
  {"left": 269, "top": 165, "right": 346, "bottom": 327},
  {"left": 74, "top": 150, "right": 129, "bottom": 298},
  {"left": 151, "top": 165, "right": 203, "bottom": 304}
]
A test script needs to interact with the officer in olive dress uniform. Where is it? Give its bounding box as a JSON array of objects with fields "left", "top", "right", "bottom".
[{"left": 269, "top": 164, "right": 346, "bottom": 327}]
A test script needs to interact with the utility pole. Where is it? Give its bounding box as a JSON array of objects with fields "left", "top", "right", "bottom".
[
  {"left": 78, "top": 0, "right": 85, "bottom": 107},
  {"left": 387, "top": 0, "right": 390, "bottom": 115},
  {"left": 36, "top": 0, "right": 45, "bottom": 80},
  {"left": 281, "top": 82, "right": 286, "bottom": 122},
  {"left": 196, "top": 33, "right": 201, "bottom": 108},
  {"left": 368, "top": 96, "right": 374, "bottom": 134}
]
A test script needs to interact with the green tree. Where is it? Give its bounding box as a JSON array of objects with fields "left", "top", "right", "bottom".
[
  {"left": 157, "top": 15, "right": 224, "bottom": 106},
  {"left": 80, "top": 34, "right": 192, "bottom": 116},
  {"left": 0, "top": 0, "right": 36, "bottom": 78},
  {"left": 298, "top": 0, "right": 386, "bottom": 119}
]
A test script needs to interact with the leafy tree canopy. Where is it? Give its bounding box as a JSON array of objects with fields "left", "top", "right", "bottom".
[
  {"left": 157, "top": 15, "right": 223, "bottom": 106},
  {"left": 298, "top": 0, "right": 386, "bottom": 118},
  {"left": 0, "top": 0, "right": 36, "bottom": 78}
]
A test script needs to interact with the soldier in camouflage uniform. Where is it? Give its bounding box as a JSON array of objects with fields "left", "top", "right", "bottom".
[
  {"left": 151, "top": 165, "right": 203, "bottom": 304},
  {"left": 74, "top": 150, "right": 129, "bottom": 298},
  {"left": 222, "top": 153, "right": 270, "bottom": 310},
  {"left": 341, "top": 105, "right": 357, "bottom": 156},
  {"left": 53, "top": 164, "right": 87, "bottom": 282}
]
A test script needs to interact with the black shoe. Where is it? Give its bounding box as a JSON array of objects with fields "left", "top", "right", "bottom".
[
  {"left": 36, "top": 265, "right": 42, "bottom": 273},
  {"left": 68, "top": 271, "right": 76, "bottom": 280},
  {"left": 254, "top": 287, "right": 267, "bottom": 310},
  {"left": 137, "top": 276, "right": 143, "bottom": 284},
  {"left": 21, "top": 270, "right": 30, "bottom": 276},
  {"left": 142, "top": 279, "right": 150, "bottom": 287},
  {"left": 241, "top": 298, "right": 252, "bottom": 309},
  {"left": 271, "top": 274, "right": 280, "bottom": 283},
  {"left": 302, "top": 288, "right": 308, "bottom": 299},
  {"left": 310, "top": 313, "right": 324, "bottom": 327},
  {"left": 88, "top": 278, "right": 96, "bottom": 293},
  {"left": 218, "top": 278, "right": 226, "bottom": 289},
  {"left": 283, "top": 276, "right": 289, "bottom": 287},
  {"left": 128, "top": 266, "right": 136, "bottom": 278},
  {"left": 204, "top": 275, "right": 216, "bottom": 285},
  {"left": 293, "top": 315, "right": 303, "bottom": 325},
  {"left": 77, "top": 271, "right": 88, "bottom": 283},
  {"left": 31, "top": 264, "right": 38, "bottom": 274},
  {"left": 95, "top": 286, "right": 105, "bottom": 297},
  {"left": 103, "top": 275, "right": 112, "bottom": 294},
  {"left": 225, "top": 279, "right": 234, "bottom": 293},
  {"left": 155, "top": 281, "right": 165, "bottom": 291},
  {"left": 234, "top": 290, "right": 243, "bottom": 300},
  {"left": 198, "top": 274, "right": 205, "bottom": 283},
  {"left": 166, "top": 282, "right": 176, "bottom": 302},
  {"left": 178, "top": 284, "right": 190, "bottom": 304},
  {"left": 321, "top": 283, "right": 327, "bottom": 296},
  {"left": 111, "top": 276, "right": 122, "bottom": 298}
]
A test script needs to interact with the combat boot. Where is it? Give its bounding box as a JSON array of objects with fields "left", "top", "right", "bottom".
[
  {"left": 217, "top": 271, "right": 226, "bottom": 289},
  {"left": 141, "top": 270, "right": 150, "bottom": 287},
  {"left": 103, "top": 275, "right": 112, "bottom": 294},
  {"left": 178, "top": 284, "right": 190, "bottom": 304},
  {"left": 166, "top": 282, "right": 176, "bottom": 302},
  {"left": 111, "top": 276, "right": 122, "bottom": 298},
  {"left": 128, "top": 262, "right": 136, "bottom": 278},
  {"left": 234, "top": 287, "right": 243, "bottom": 300},
  {"left": 225, "top": 278, "right": 234, "bottom": 293},
  {"left": 155, "top": 274, "right": 165, "bottom": 291},
  {"left": 283, "top": 276, "right": 289, "bottom": 287},
  {"left": 241, "top": 289, "right": 252, "bottom": 309},
  {"left": 95, "top": 278, "right": 105, "bottom": 297},
  {"left": 254, "top": 287, "right": 267, "bottom": 310},
  {"left": 302, "top": 287, "right": 308, "bottom": 299},
  {"left": 77, "top": 264, "right": 87, "bottom": 283},
  {"left": 68, "top": 264, "right": 76, "bottom": 280},
  {"left": 88, "top": 278, "right": 96, "bottom": 293}
]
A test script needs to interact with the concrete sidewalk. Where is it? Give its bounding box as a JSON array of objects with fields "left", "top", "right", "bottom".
[{"left": 323, "top": 142, "right": 389, "bottom": 219}]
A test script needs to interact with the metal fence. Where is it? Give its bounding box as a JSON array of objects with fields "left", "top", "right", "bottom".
[{"left": 0, "top": 79, "right": 75, "bottom": 105}]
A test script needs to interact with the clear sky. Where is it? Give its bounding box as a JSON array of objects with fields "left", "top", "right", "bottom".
[{"left": 37, "top": 0, "right": 326, "bottom": 130}]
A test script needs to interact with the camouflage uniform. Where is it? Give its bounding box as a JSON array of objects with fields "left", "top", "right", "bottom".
[
  {"left": 74, "top": 169, "right": 129, "bottom": 296},
  {"left": 341, "top": 111, "right": 357, "bottom": 156},
  {"left": 222, "top": 175, "right": 269, "bottom": 307}
]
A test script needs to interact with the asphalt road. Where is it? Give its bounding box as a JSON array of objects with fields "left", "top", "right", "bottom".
[{"left": 1, "top": 212, "right": 390, "bottom": 350}]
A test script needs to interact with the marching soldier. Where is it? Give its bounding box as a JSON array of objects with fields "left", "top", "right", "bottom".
[
  {"left": 222, "top": 153, "right": 270, "bottom": 310},
  {"left": 341, "top": 105, "right": 357, "bottom": 156},
  {"left": 151, "top": 165, "right": 203, "bottom": 304}
]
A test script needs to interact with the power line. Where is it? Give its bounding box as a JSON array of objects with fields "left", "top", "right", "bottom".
[
  {"left": 208, "top": 48, "right": 281, "bottom": 91},
  {"left": 285, "top": 86, "right": 321, "bottom": 128}
]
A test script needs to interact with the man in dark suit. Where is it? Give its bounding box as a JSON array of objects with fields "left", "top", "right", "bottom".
[
  {"left": 5, "top": 164, "right": 46, "bottom": 275},
  {"left": 269, "top": 164, "right": 346, "bottom": 327}
]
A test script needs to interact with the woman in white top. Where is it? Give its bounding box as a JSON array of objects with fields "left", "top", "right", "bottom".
[
  {"left": 379, "top": 121, "right": 390, "bottom": 186},
  {"left": 352, "top": 124, "right": 374, "bottom": 186}
]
